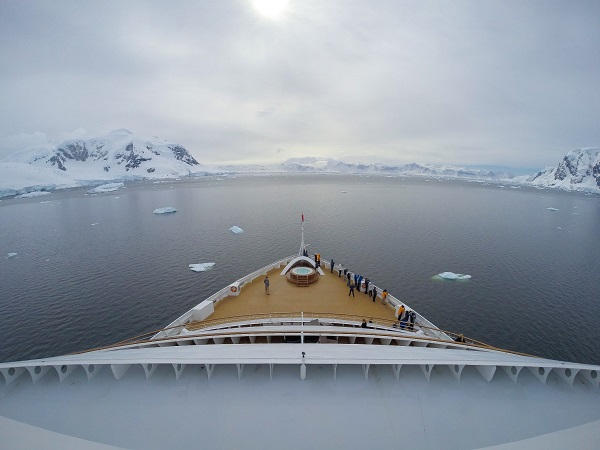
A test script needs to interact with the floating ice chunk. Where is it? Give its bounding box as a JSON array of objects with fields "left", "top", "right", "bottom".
[
  {"left": 40, "top": 200, "right": 50, "bottom": 204},
  {"left": 154, "top": 207, "right": 177, "bottom": 214},
  {"left": 91, "top": 223, "right": 99, "bottom": 226},
  {"left": 6, "top": 252, "right": 17, "bottom": 258},
  {"left": 189, "top": 262, "right": 215, "bottom": 272},
  {"left": 229, "top": 226, "right": 244, "bottom": 234},
  {"left": 86, "top": 183, "right": 124, "bottom": 194},
  {"left": 16, "top": 191, "right": 51, "bottom": 198},
  {"left": 546, "top": 207, "right": 559, "bottom": 211},
  {"left": 436, "top": 272, "right": 472, "bottom": 280}
]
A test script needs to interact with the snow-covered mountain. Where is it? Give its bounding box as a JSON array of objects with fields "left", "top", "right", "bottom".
[
  {"left": 514, "top": 148, "right": 600, "bottom": 192},
  {"left": 0, "top": 130, "right": 203, "bottom": 197},
  {"left": 2, "top": 133, "right": 599, "bottom": 197},
  {"left": 275, "top": 157, "right": 513, "bottom": 179},
  {"left": 9, "top": 129, "right": 199, "bottom": 176}
]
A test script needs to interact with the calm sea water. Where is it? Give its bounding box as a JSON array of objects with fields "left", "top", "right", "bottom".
[{"left": 1, "top": 175, "right": 599, "bottom": 364}]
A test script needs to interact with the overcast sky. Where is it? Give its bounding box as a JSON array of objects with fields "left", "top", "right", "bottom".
[{"left": 0, "top": 0, "right": 599, "bottom": 168}]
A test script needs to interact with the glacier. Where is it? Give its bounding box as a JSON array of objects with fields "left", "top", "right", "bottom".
[
  {"left": 86, "top": 183, "right": 124, "bottom": 194},
  {"left": 16, "top": 191, "right": 51, "bottom": 198}
]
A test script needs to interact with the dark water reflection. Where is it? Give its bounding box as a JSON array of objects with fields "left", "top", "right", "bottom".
[{"left": 1, "top": 175, "right": 599, "bottom": 364}]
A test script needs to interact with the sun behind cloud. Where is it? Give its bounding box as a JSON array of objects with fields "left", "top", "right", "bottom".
[{"left": 250, "top": 0, "right": 289, "bottom": 20}]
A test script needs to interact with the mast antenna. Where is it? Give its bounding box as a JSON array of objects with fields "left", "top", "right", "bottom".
[{"left": 298, "top": 213, "right": 306, "bottom": 256}]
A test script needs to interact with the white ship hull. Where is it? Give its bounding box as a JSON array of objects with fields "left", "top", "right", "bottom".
[{"left": 1, "top": 254, "right": 599, "bottom": 449}]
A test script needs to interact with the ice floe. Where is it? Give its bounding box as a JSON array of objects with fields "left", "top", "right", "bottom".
[
  {"left": 436, "top": 272, "right": 472, "bottom": 280},
  {"left": 16, "top": 191, "right": 51, "bottom": 198},
  {"left": 189, "top": 263, "right": 215, "bottom": 272},
  {"left": 86, "top": 183, "right": 124, "bottom": 194},
  {"left": 153, "top": 207, "right": 177, "bottom": 214},
  {"left": 546, "top": 207, "right": 559, "bottom": 211},
  {"left": 6, "top": 252, "right": 17, "bottom": 258},
  {"left": 229, "top": 226, "right": 244, "bottom": 234}
]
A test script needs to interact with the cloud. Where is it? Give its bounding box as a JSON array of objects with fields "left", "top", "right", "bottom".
[
  {"left": 0, "top": 0, "right": 599, "bottom": 168},
  {"left": 0, "top": 132, "right": 50, "bottom": 155}
]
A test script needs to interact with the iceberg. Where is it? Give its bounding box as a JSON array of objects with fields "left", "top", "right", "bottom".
[
  {"left": 189, "top": 263, "right": 216, "bottom": 272},
  {"left": 436, "top": 272, "right": 472, "bottom": 280},
  {"left": 6, "top": 252, "right": 17, "bottom": 258},
  {"left": 229, "top": 226, "right": 244, "bottom": 234},
  {"left": 153, "top": 207, "right": 177, "bottom": 214},
  {"left": 16, "top": 191, "right": 51, "bottom": 198},
  {"left": 86, "top": 183, "right": 124, "bottom": 194}
]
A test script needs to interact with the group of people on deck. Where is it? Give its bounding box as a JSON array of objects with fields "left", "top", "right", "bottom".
[
  {"left": 289, "top": 254, "right": 419, "bottom": 332},
  {"left": 329, "top": 258, "right": 387, "bottom": 304}
]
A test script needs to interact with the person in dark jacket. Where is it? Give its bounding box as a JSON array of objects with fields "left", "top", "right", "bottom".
[
  {"left": 409, "top": 311, "right": 416, "bottom": 330},
  {"left": 330, "top": 259, "right": 335, "bottom": 273},
  {"left": 371, "top": 287, "right": 377, "bottom": 302},
  {"left": 348, "top": 280, "right": 355, "bottom": 297}
]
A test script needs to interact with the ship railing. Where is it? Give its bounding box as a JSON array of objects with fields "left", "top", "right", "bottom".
[
  {"left": 119, "top": 312, "right": 452, "bottom": 351},
  {"left": 186, "top": 311, "right": 456, "bottom": 343},
  {"left": 154, "top": 255, "right": 296, "bottom": 339},
  {"left": 322, "top": 258, "right": 451, "bottom": 342}
]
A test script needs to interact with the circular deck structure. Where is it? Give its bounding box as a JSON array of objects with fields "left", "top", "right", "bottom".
[{"left": 286, "top": 265, "right": 319, "bottom": 285}]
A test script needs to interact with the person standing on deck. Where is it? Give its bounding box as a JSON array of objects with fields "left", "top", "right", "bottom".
[
  {"left": 264, "top": 276, "right": 270, "bottom": 295},
  {"left": 409, "top": 311, "right": 416, "bottom": 330},
  {"left": 330, "top": 258, "right": 335, "bottom": 273},
  {"left": 348, "top": 279, "right": 355, "bottom": 297},
  {"left": 397, "top": 304, "right": 405, "bottom": 321},
  {"left": 382, "top": 289, "right": 388, "bottom": 304},
  {"left": 357, "top": 275, "right": 363, "bottom": 293},
  {"left": 364, "top": 278, "right": 370, "bottom": 295},
  {"left": 372, "top": 287, "right": 377, "bottom": 302},
  {"left": 400, "top": 312, "right": 408, "bottom": 330},
  {"left": 338, "top": 264, "right": 343, "bottom": 277}
]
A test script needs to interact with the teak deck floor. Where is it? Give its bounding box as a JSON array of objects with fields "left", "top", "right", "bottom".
[{"left": 207, "top": 266, "right": 398, "bottom": 323}]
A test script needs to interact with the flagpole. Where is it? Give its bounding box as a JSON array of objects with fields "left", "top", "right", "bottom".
[{"left": 298, "top": 213, "right": 305, "bottom": 256}]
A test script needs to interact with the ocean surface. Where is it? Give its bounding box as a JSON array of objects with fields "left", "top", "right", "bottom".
[{"left": 1, "top": 175, "right": 599, "bottom": 364}]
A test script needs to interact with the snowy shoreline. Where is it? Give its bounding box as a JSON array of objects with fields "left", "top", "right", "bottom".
[{"left": 1, "top": 172, "right": 599, "bottom": 201}]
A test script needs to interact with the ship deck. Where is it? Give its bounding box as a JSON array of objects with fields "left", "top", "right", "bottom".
[{"left": 193, "top": 266, "right": 398, "bottom": 328}]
